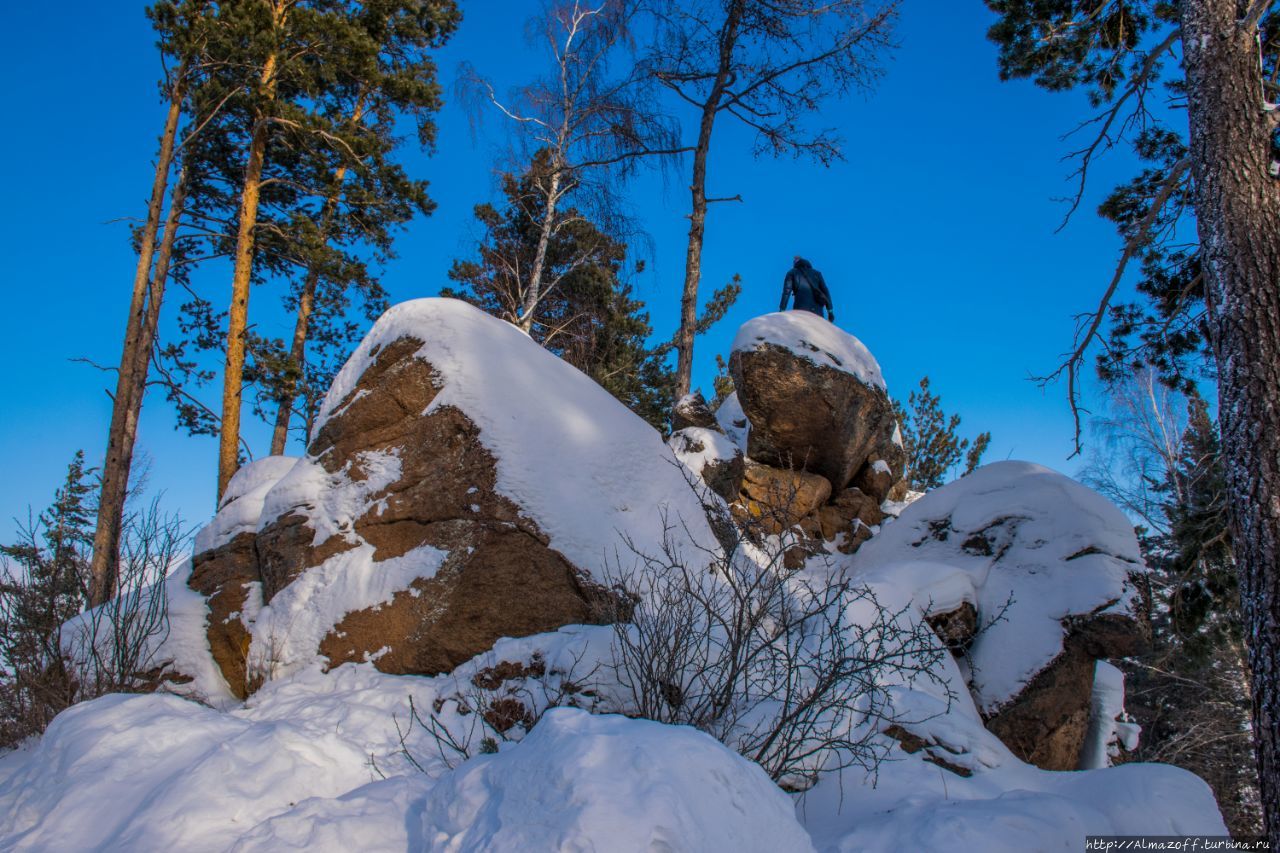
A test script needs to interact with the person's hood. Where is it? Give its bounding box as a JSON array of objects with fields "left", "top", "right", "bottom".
[{"left": 793, "top": 257, "right": 812, "bottom": 269}]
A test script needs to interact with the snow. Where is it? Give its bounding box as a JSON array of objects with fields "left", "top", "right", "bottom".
[
  {"left": 6, "top": 303, "right": 1233, "bottom": 851},
  {"left": 668, "top": 426, "right": 739, "bottom": 481},
  {"left": 1081, "top": 661, "right": 1140, "bottom": 770},
  {"left": 420, "top": 708, "right": 815, "bottom": 852},
  {"left": 715, "top": 390, "right": 750, "bottom": 452},
  {"left": 851, "top": 461, "right": 1147, "bottom": 712},
  {"left": 732, "top": 311, "right": 886, "bottom": 390},
  {"left": 0, "top": 621, "right": 1226, "bottom": 852},
  {"left": 156, "top": 558, "right": 241, "bottom": 708},
  {"left": 175, "top": 299, "right": 722, "bottom": 687},
  {"left": 260, "top": 451, "right": 404, "bottom": 549},
  {"left": 311, "top": 298, "right": 718, "bottom": 577},
  {"left": 246, "top": 542, "right": 449, "bottom": 682},
  {"left": 194, "top": 456, "right": 299, "bottom": 554},
  {"left": 795, "top": 640, "right": 1224, "bottom": 851}
]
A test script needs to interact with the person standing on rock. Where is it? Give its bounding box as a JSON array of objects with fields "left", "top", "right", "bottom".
[{"left": 780, "top": 256, "right": 835, "bottom": 322}]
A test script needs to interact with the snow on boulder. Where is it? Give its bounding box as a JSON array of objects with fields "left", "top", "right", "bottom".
[
  {"left": 715, "top": 390, "right": 750, "bottom": 452},
  {"left": 730, "top": 312, "right": 904, "bottom": 498},
  {"left": 419, "top": 707, "right": 817, "bottom": 852},
  {"left": 671, "top": 390, "right": 722, "bottom": 433},
  {"left": 187, "top": 456, "right": 300, "bottom": 697},
  {"left": 183, "top": 298, "right": 718, "bottom": 696},
  {"left": 193, "top": 455, "right": 301, "bottom": 555},
  {"left": 668, "top": 426, "right": 744, "bottom": 504},
  {"left": 851, "top": 461, "right": 1150, "bottom": 770}
]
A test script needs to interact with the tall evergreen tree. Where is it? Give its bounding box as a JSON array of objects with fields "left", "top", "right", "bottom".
[
  {"left": 1084, "top": 378, "right": 1257, "bottom": 832},
  {"left": 190, "top": 0, "right": 460, "bottom": 499},
  {"left": 0, "top": 453, "right": 95, "bottom": 744},
  {"left": 90, "top": 0, "right": 219, "bottom": 608},
  {"left": 984, "top": 4, "right": 1280, "bottom": 835},
  {"left": 134, "top": 0, "right": 457, "bottom": 493},
  {"left": 1163, "top": 392, "right": 1237, "bottom": 658},
  {"left": 892, "top": 377, "right": 991, "bottom": 492}
]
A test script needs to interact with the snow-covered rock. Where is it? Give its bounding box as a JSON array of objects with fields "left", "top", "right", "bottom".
[
  {"left": 0, "top": 627, "right": 1224, "bottom": 852},
  {"left": 182, "top": 298, "right": 718, "bottom": 697},
  {"left": 6, "top": 302, "right": 1229, "bottom": 851},
  {"left": 851, "top": 461, "right": 1150, "bottom": 769},
  {"left": 668, "top": 426, "right": 744, "bottom": 503},
  {"left": 714, "top": 390, "right": 750, "bottom": 452},
  {"left": 729, "top": 312, "right": 904, "bottom": 499},
  {"left": 672, "top": 390, "right": 722, "bottom": 433}
]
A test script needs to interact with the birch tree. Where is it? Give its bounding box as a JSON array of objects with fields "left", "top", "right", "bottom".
[{"left": 461, "top": 0, "right": 679, "bottom": 335}]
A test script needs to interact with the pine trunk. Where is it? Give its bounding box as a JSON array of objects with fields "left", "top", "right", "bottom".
[
  {"left": 675, "top": 125, "right": 712, "bottom": 398},
  {"left": 88, "top": 67, "right": 186, "bottom": 607},
  {"left": 268, "top": 162, "right": 350, "bottom": 456},
  {"left": 1181, "top": 0, "right": 1280, "bottom": 842},
  {"left": 673, "top": 0, "right": 743, "bottom": 398},
  {"left": 217, "top": 50, "right": 280, "bottom": 502}
]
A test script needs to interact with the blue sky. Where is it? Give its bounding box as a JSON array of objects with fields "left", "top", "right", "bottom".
[{"left": 0, "top": 1, "right": 1148, "bottom": 538}]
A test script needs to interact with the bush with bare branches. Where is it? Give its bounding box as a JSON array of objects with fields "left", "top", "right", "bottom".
[{"left": 604, "top": 478, "right": 953, "bottom": 792}]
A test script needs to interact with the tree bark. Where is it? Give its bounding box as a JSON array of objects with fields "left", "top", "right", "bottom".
[
  {"left": 1181, "top": 0, "right": 1280, "bottom": 843},
  {"left": 88, "top": 64, "right": 186, "bottom": 607},
  {"left": 217, "top": 48, "right": 280, "bottom": 502},
  {"left": 518, "top": 167, "right": 563, "bottom": 333},
  {"left": 268, "top": 163, "right": 349, "bottom": 456},
  {"left": 673, "top": 0, "right": 743, "bottom": 398}
]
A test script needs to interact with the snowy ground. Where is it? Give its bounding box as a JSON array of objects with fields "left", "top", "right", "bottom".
[
  {"left": 0, "top": 305, "right": 1229, "bottom": 851},
  {"left": 0, "top": 622, "right": 1225, "bottom": 852}
]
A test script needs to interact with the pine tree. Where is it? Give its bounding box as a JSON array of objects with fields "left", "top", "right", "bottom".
[
  {"left": 1099, "top": 388, "right": 1258, "bottom": 833},
  {"left": 443, "top": 168, "right": 676, "bottom": 430},
  {"left": 188, "top": 0, "right": 460, "bottom": 499},
  {"left": 90, "top": 0, "right": 217, "bottom": 608},
  {"left": 984, "top": 5, "right": 1280, "bottom": 834},
  {"left": 136, "top": 0, "right": 458, "bottom": 491},
  {"left": 892, "top": 377, "right": 991, "bottom": 492},
  {"left": 0, "top": 453, "right": 95, "bottom": 745},
  {"left": 1163, "top": 392, "right": 1237, "bottom": 661}
]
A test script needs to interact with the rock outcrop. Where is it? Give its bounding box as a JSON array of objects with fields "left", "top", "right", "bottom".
[
  {"left": 735, "top": 461, "right": 832, "bottom": 534},
  {"left": 186, "top": 299, "right": 716, "bottom": 697},
  {"left": 182, "top": 304, "right": 1150, "bottom": 776},
  {"left": 668, "top": 427, "right": 744, "bottom": 504},
  {"left": 711, "top": 312, "right": 907, "bottom": 551},
  {"left": 730, "top": 313, "right": 904, "bottom": 496},
  {"left": 851, "top": 461, "right": 1151, "bottom": 770}
]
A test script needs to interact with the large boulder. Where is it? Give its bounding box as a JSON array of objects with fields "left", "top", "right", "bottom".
[
  {"left": 729, "top": 313, "right": 904, "bottom": 495},
  {"left": 851, "top": 462, "right": 1150, "bottom": 770},
  {"left": 186, "top": 299, "right": 717, "bottom": 697}
]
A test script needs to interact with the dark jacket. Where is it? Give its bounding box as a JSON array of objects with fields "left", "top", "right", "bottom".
[{"left": 780, "top": 258, "right": 834, "bottom": 319}]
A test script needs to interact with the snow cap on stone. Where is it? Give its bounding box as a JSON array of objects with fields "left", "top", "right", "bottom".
[{"left": 732, "top": 311, "right": 886, "bottom": 390}]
